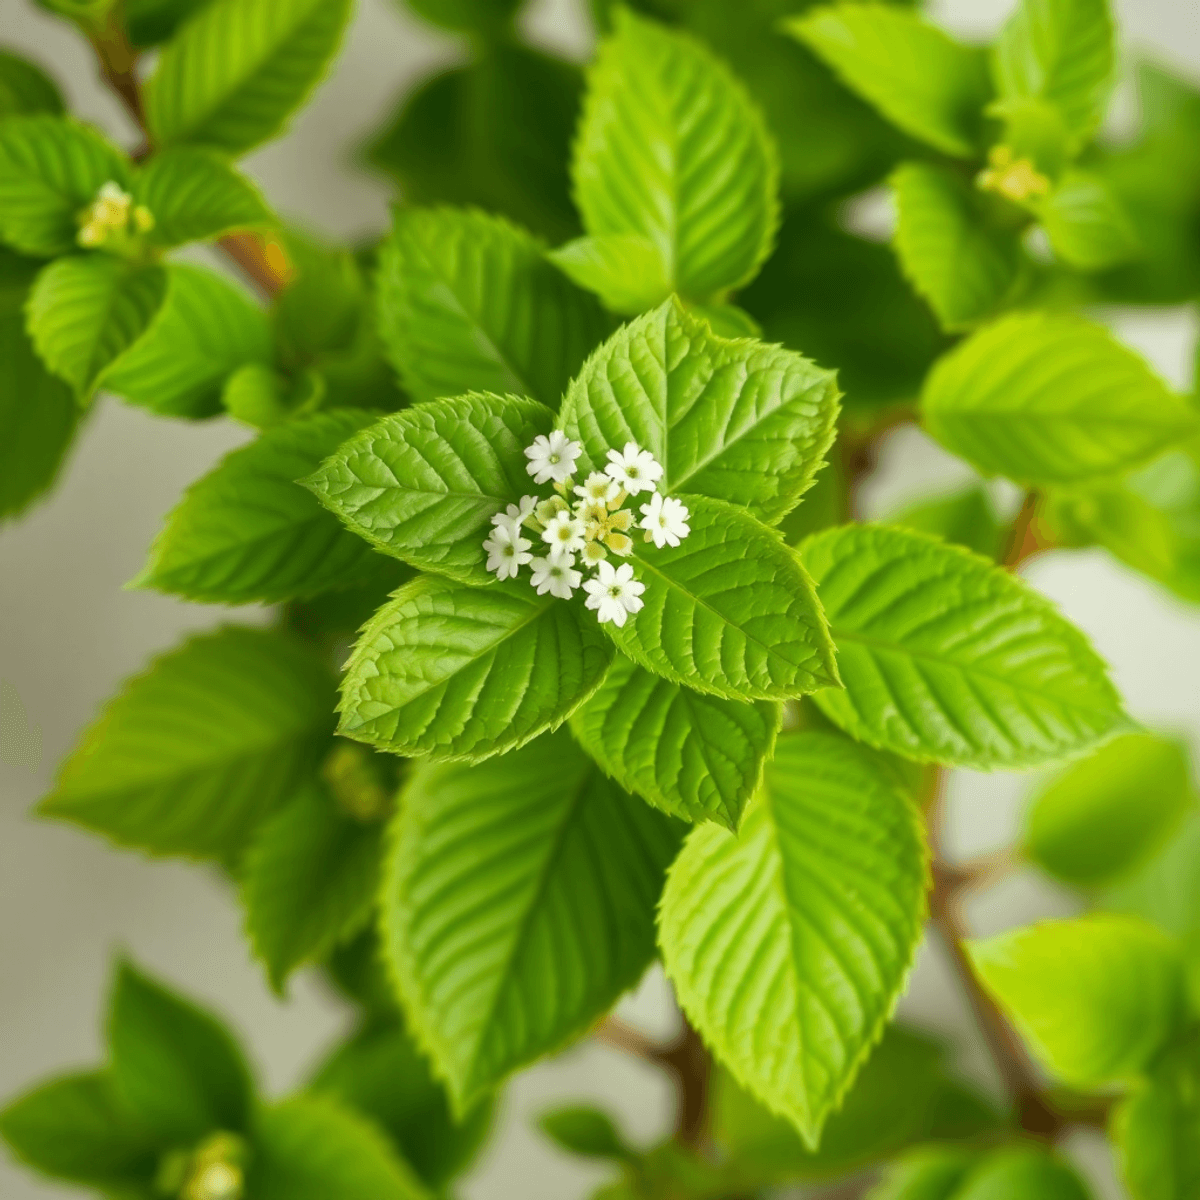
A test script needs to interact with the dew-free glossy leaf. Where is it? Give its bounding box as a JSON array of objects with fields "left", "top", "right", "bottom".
[
  {"left": 660, "top": 731, "right": 928, "bottom": 1146},
  {"left": 0, "top": 50, "right": 64, "bottom": 118},
  {"left": 305, "top": 393, "right": 554, "bottom": 586},
  {"left": 800, "top": 524, "right": 1128, "bottom": 769},
  {"left": 383, "top": 730, "right": 682, "bottom": 1111},
  {"left": 559, "top": 300, "right": 840, "bottom": 525},
  {"left": 1036, "top": 169, "right": 1139, "bottom": 270},
  {"left": 571, "top": 654, "right": 779, "bottom": 829},
  {"left": 338, "top": 575, "right": 613, "bottom": 762},
  {"left": 547, "top": 233, "right": 671, "bottom": 317},
  {"left": 921, "top": 313, "right": 1198, "bottom": 485},
  {"left": 40, "top": 627, "right": 335, "bottom": 858}
]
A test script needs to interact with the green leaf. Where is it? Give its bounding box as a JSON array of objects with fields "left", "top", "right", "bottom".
[
  {"left": 305, "top": 393, "right": 553, "bottom": 586},
  {"left": 247, "top": 1095, "right": 431, "bottom": 1200},
  {"left": 547, "top": 233, "right": 671, "bottom": 317},
  {"left": 967, "top": 914, "right": 1187, "bottom": 1088},
  {"left": 559, "top": 300, "right": 840, "bottom": 525},
  {"left": 1036, "top": 168, "right": 1139, "bottom": 269},
  {"left": 109, "top": 960, "right": 255, "bottom": 1143},
  {"left": 539, "top": 1106, "right": 633, "bottom": 1161},
  {"left": 0, "top": 49, "right": 64, "bottom": 117},
  {"left": 0, "top": 1071, "right": 158, "bottom": 1187},
  {"left": 659, "top": 731, "right": 928, "bottom": 1147},
  {"left": 338, "top": 574, "right": 614, "bottom": 762},
  {"left": 137, "top": 410, "right": 393, "bottom": 604},
  {"left": 145, "top": 0, "right": 353, "bottom": 155},
  {"left": 309, "top": 1019, "right": 493, "bottom": 1189},
  {"left": 889, "top": 486, "right": 1005, "bottom": 560},
  {"left": 788, "top": 5, "right": 991, "bottom": 158},
  {"left": 101, "top": 263, "right": 270, "bottom": 418},
  {"left": 0, "top": 115, "right": 128, "bottom": 256},
  {"left": 992, "top": 0, "right": 1114, "bottom": 148},
  {"left": 405, "top": 0, "right": 521, "bottom": 33},
  {"left": 376, "top": 207, "right": 607, "bottom": 408},
  {"left": 890, "top": 162, "right": 1022, "bottom": 331},
  {"left": 1104, "top": 812, "right": 1200, "bottom": 944},
  {"left": 572, "top": 9, "right": 779, "bottom": 302},
  {"left": 125, "top": 0, "right": 213, "bottom": 47},
  {"left": 1025, "top": 733, "right": 1194, "bottom": 888},
  {"left": 961, "top": 1148, "right": 1092, "bottom": 1200},
  {"left": 272, "top": 228, "right": 364, "bottom": 363},
  {"left": 571, "top": 654, "right": 780, "bottom": 829},
  {"left": 921, "top": 313, "right": 1199, "bottom": 486},
  {"left": 605, "top": 496, "right": 838, "bottom": 702},
  {"left": 383, "top": 729, "right": 682, "bottom": 1112},
  {"left": 867, "top": 1146, "right": 976, "bottom": 1200},
  {"left": 133, "top": 147, "right": 273, "bottom": 246},
  {"left": 800, "top": 523, "right": 1127, "bottom": 768},
  {"left": 25, "top": 255, "right": 167, "bottom": 399},
  {"left": 40, "top": 626, "right": 335, "bottom": 858}
]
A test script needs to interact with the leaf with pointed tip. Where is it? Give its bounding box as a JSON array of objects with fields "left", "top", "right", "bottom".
[
  {"left": 382, "top": 730, "right": 682, "bottom": 1112},
  {"left": 547, "top": 233, "right": 670, "bottom": 316},
  {"left": 659, "top": 731, "right": 928, "bottom": 1147},
  {"left": 0, "top": 50, "right": 64, "bottom": 117},
  {"left": 800, "top": 524, "right": 1128, "bottom": 769}
]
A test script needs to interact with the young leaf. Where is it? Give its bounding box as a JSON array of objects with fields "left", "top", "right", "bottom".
[
  {"left": 889, "top": 486, "right": 1005, "bottom": 561},
  {"left": 376, "top": 207, "right": 607, "bottom": 408},
  {"left": 890, "top": 162, "right": 1022, "bottom": 331},
  {"left": 305, "top": 393, "right": 554, "bottom": 586},
  {"left": 25, "top": 255, "right": 167, "bottom": 398},
  {"left": 101, "top": 263, "right": 271, "bottom": 419},
  {"left": 787, "top": 5, "right": 991, "bottom": 158},
  {"left": 109, "top": 960, "right": 255, "bottom": 1143},
  {"left": 247, "top": 1095, "right": 431, "bottom": 1200},
  {"left": 559, "top": 300, "right": 840, "bottom": 525},
  {"left": 956, "top": 1147, "right": 1092, "bottom": 1200},
  {"left": 133, "top": 146, "right": 273, "bottom": 246},
  {"left": 0, "top": 1071, "right": 158, "bottom": 1188},
  {"left": 40, "top": 627, "right": 335, "bottom": 858},
  {"left": 547, "top": 233, "right": 671, "bottom": 317},
  {"left": 338, "top": 575, "right": 613, "bottom": 762},
  {"left": 660, "top": 731, "right": 928, "bottom": 1148},
  {"left": 0, "top": 115, "right": 128, "bottom": 256},
  {"left": 0, "top": 49, "right": 64, "bottom": 117},
  {"left": 144, "top": 0, "right": 354, "bottom": 155},
  {"left": 571, "top": 655, "right": 780, "bottom": 829},
  {"left": 1024, "top": 733, "right": 1194, "bottom": 888},
  {"left": 572, "top": 9, "right": 779, "bottom": 302},
  {"left": 868, "top": 1146, "right": 976, "bottom": 1200},
  {"left": 921, "top": 313, "right": 1199, "bottom": 485},
  {"left": 799, "top": 524, "right": 1128, "bottom": 769},
  {"left": 382, "top": 730, "right": 682, "bottom": 1112},
  {"left": 1104, "top": 812, "right": 1200, "bottom": 945},
  {"left": 137, "top": 410, "right": 394, "bottom": 604},
  {"left": 539, "top": 1106, "right": 634, "bottom": 1161},
  {"left": 967, "top": 914, "right": 1187, "bottom": 1089},
  {"left": 604, "top": 496, "right": 838, "bottom": 702},
  {"left": 1036, "top": 168, "right": 1140, "bottom": 269}
]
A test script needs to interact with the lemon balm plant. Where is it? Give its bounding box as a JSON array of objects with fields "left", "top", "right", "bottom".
[{"left": 2, "top": 0, "right": 1200, "bottom": 1197}]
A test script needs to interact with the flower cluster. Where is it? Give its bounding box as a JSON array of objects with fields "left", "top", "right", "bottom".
[
  {"left": 77, "top": 181, "right": 154, "bottom": 250},
  {"left": 482, "top": 432, "right": 692, "bottom": 626}
]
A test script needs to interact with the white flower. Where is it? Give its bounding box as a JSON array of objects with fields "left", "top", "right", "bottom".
[
  {"left": 525, "top": 431, "right": 582, "bottom": 484},
  {"left": 530, "top": 555, "right": 582, "bottom": 599},
  {"left": 583, "top": 561, "right": 646, "bottom": 627},
  {"left": 639, "top": 493, "right": 691, "bottom": 548},
  {"left": 574, "top": 471, "right": 620, "bottom": 507},
  {"left": 604, "top": 441, "right": 663, "bottom": 495},
  {"left": 483, "top": 523, "right": 532, "bottom": 580},
  {"left": 542, "top": 511, "right": 586, "bottom": 556},
  {"left": 491, "top": 494, "right": 537, "bottom": 538}
]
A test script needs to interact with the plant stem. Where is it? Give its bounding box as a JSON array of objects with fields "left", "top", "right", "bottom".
[{"left": 1002, "top": 488, "right": 1044, "bottom": 568}]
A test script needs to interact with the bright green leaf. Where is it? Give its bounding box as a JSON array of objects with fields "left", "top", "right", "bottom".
[
  {"left": 959, "top": 1147, "right": 1092, "bottom": 1200},
  {"left": 40, "top": 626, "right": 335, "bottom": 858},
  {"left": 571, "top": 654, "right": 780, "bottom": 829},
  {"left": 889, "top": 486, "right": 1005, "bottom": 560},
  {"left": 800, "top": 523, "right": 1128, "bottom": 769},
  {"left": 921, "top": 313, "right": 1199, "bottom": 485},
  {"left": 660, "top": 731, "right": 928, "bottom": 1147},
  {"left": 145, "top": 0, "right": 353, "bottom": 155},
  {"left": 968, "top": 914, "right": 1187, "bottom": 1088},
  {"left": 0, "top": 49, "right": 64, "bottom": 117},
  {"left": 1037, "top": 168, "right": 1140, "bottom": 269},
  {"left": 867, "top": 1146, "right": 977, "bottom": 1200},
  {"left": 383, "top": 729, "right": 682, "bottom": 1111},
  {"left": 539, "top": 1106, "right": 633, "bottom": 1161},
  {"left": 1104, "top": 812, "right": 1200, "bottom": 944},
  {"left": 547, "top": 233, "right": 671, "bottom": 317}
]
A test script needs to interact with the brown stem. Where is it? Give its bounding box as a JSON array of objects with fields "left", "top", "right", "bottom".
[{"left": 1002, "top": 489, "right": 1045, "bottom": 569}]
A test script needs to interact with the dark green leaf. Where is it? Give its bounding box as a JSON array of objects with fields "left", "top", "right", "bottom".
[
  {"left": 539, "top": 1106, "right": 634, "bottom": 1161},
  {"left": 0, "top": 49, "right": 64, "bottom": 117},
  {"left": 953, "top": 1146, "right": 1092, "bottom": 1200},
  {"left": 125, "top": 0, "right": 214, "bottom": 47},
  {"left": 868, "top": 1146, "right": 976, "bottom": 1200}
]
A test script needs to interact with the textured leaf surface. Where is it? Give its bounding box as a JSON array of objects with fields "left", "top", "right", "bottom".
[
  {"left": 376, "top": 207, "right": 608, "bottom": 407},
  {"left": 660, "top": 731, "right": 928, "bottom": 1146},
  {"left": 800, "top": 524, "right": 1127, "bottom": 769},
  {"left": 605, "top": 496, "right": 838, "bottom": 702},
  {"left": 559, "top": 300, "right": 840, "bottom": 524},
  {"left": 41, "top": 627, "right": 335, "bottom": 857},
  {"left": 383, "top": 730, "right": 682, "bottom": 1111},
  {"left": 547, "top": 233, "right": 671, "bottom": 317},
  {"left": 139, "top": 410, "right": 392, "bottom": 603},
  {"left": 968, "top": 914, "right": 1186, "bottom": 1088},
  {"left": 145, "top": 0, "right": 353, "bottom": 154},
  {"left": 0, "top": 50, "right": 64, "bottom": 117},
  {"left": 571, "top": 654, "right": 780, "bottom": 829},
  {"left": 306, "top": 393, "right": 553, "bottom": 586},
  {"left": 788, "top": 6, "right": 991, "bottom": 158},
  {"left": 573, "top": 9, "right": 779, "bottom": 301},
  {"left": 890, "top": 162, "right": 1021, "bottom": 331},
  {"left": 0, "top": 115, "right": 128, "bottom": 256},
  {"left": 339, "top": 575, "right": 613, "bottom": 762},
  {"left": 921, "top": 313, "right": 1198, "bottom": 485}
]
